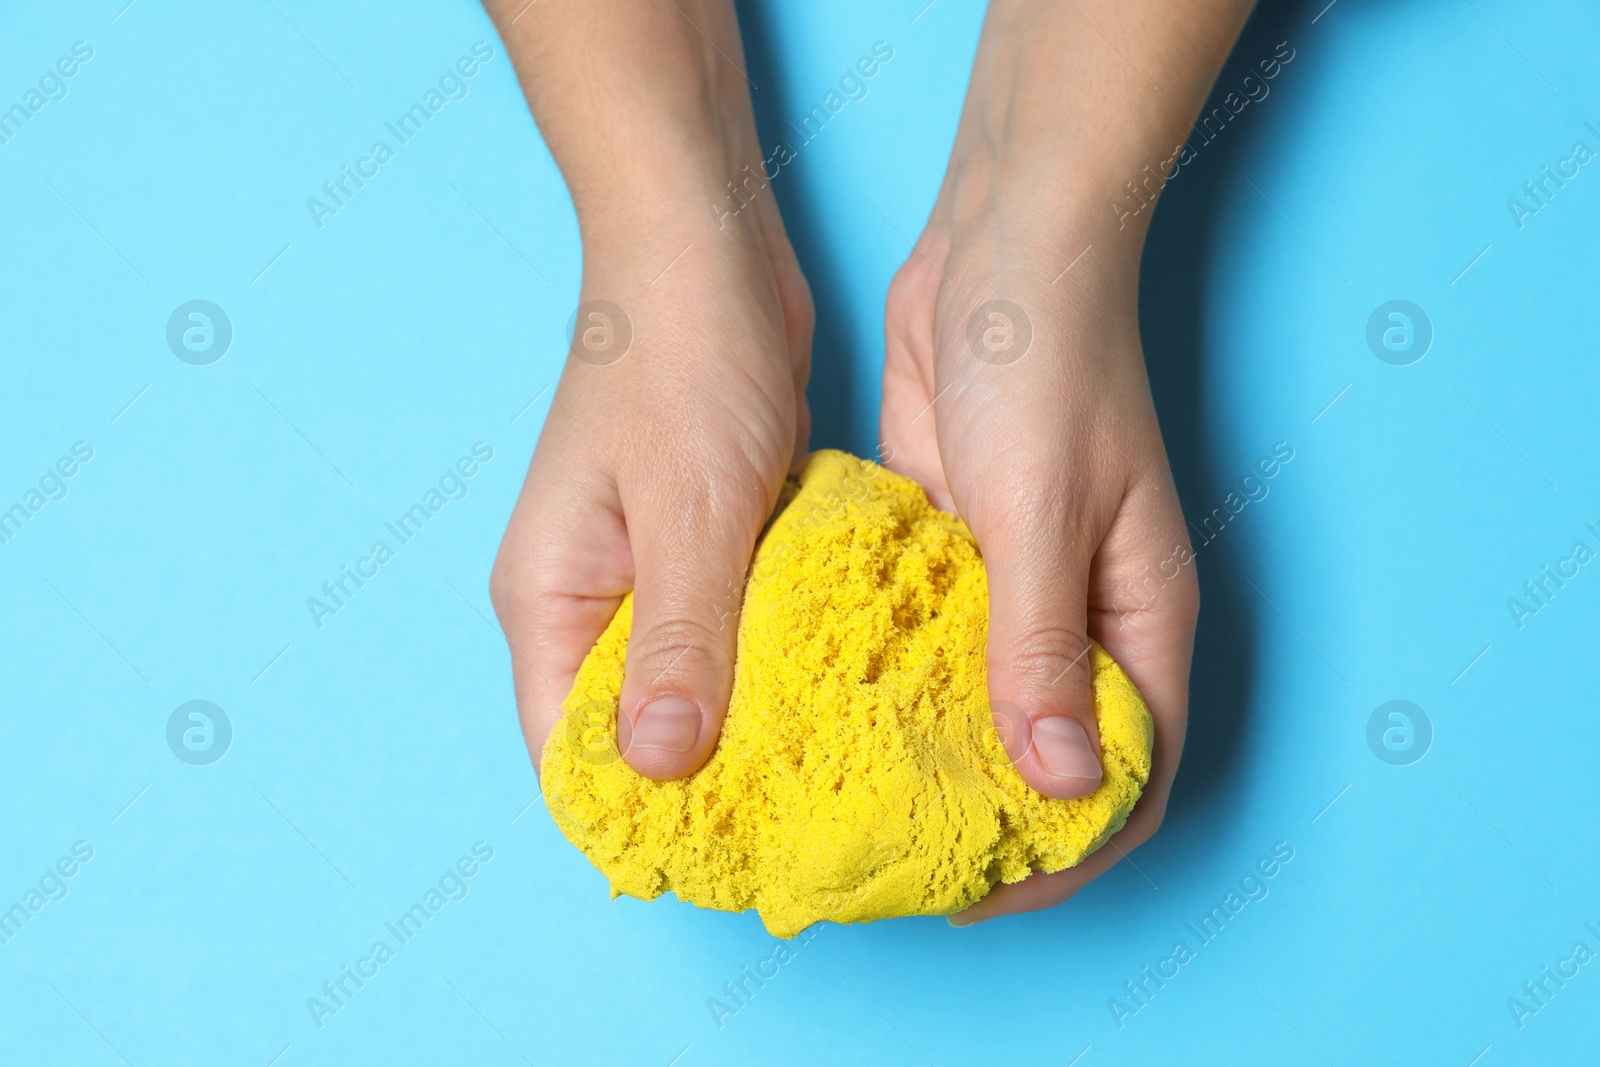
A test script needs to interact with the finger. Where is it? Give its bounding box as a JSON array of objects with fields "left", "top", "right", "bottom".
[
  {"left": 1087, "top": 485, "right": 1197, "bottom": 891},
  {"left": 956, "top": 485, "right": 1196, "bottom": 920},
  {"left": 616, "top": 470, "right": 769, "bottom": 780},
  {"left": 949, "top": 787, "right": 1169, "bottom": 925},
  {"left": 491, "top": 455, "right": 633, "bottom": 770},
  {"left": 970, "top": 480, "right": 1112, "bottom": 800},
  {"left": 950, "top": 480, "right": 1196, "bottom": 922},
  {"left": 1089, "top": 480, "right": 1198, "bottom": 767}
]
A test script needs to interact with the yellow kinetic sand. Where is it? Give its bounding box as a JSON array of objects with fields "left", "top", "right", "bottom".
[{"left": 542, "top": 450, "right": 1153, "bottom": 937}]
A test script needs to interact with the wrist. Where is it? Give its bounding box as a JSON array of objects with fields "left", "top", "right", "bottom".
[
  {"left": 937, "top": 0, "right": 1248, "bottom": 256},
  {"left": 568, "top": 112, "right": 785, "bottom": 267},
  {"left": 568, "top": 108, "right": 761, "bottom": 225},
  {"left": 512, "top": 0, "right": 766, "bottom": 241},
  {"left": 936, "top": 90, "right": 1185, "bottom": 267},
  {"left": 574, "top": 170, "right": 784, "bottom": 288},
  {"left": 927, "top": 150, "right": 1146, "bottom": 302}
]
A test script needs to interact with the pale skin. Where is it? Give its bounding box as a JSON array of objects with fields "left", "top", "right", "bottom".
[{"left": 485, "top": 0, "right": 1254, "bottom": 923}]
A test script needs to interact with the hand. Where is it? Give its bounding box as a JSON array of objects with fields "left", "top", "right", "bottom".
[
  {"left": 880, "top": 168, "right": 1197, "bottom": 924},
  {"left": 491, "top": 200, "right": 813, "bottom": 779},
  {"left": 877, "top": 0, "right": 1251, "bottom": 926},
  {"left": 484, "top": 0, "right": 813, "bottom": 780}
]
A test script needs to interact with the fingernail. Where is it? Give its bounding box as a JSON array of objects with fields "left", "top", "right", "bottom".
[
  {"left": 947, "top": 914, "right": 987, "bottom": 928},
  {"left": 626, "top": 697, "right": 701, "bottom": 753},
  {"left": 1031, "top": 716, "right": 1102, "bottom": 783}
]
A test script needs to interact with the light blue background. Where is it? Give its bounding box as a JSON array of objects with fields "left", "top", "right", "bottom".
[{"left": 3, "top": 0, "right": 1597, "bottom": 1063}]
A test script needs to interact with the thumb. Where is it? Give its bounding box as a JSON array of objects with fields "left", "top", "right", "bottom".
[
  {"left": 615, "top": 486, "right": 760, "bottom": 780},
  {"left": 976, "top": 500, "right": 1104, "bottom": 800}
]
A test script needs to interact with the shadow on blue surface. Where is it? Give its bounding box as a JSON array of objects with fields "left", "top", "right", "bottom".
[
  {"left": 1143, "top": 0, "right": 1316, "bottom": 843},
  {"left": 739, "top": 0, "right": 865, "bottom": 451}
]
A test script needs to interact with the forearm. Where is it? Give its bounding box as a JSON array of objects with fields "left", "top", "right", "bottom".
[
  {"left": 483, "top": 0, "right": 760, "bottom": 244},
  {"left": 940, "top": 0, "right": 1256, "bottom": 262}
]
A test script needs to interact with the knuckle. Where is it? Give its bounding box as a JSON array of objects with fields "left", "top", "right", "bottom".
[
  {"left": 490, "top": 549, "right": 579, "bottom": 643},
  {"left": 790, "top": 279, "right": 816, "bottom": 338},
  {"left": 631, "top": 439, "right": 781, "bottom": 535},
  {"left": 489, "top": 545, "right": 551, "bottom": 622},
  {"left": 970, "top": 483, "right": 1090, "bottom": 562},
  {"left": 488, "top": 556, "right": 517, "bottom": 621},
  {"left": 887, "top": 253, "right": 940, "bottom": 308},
  {"left": 885, "top": 264, "right": 918, "bottom": 312},
  {"left": 708, "top": 450, "right": 780, "bottom": 527},
  {"left": 627, "top": 614, "right": 729, "bottom": 685},
  {"left": 488, "top": 549, "right": 531, "bottom": 628},
  {"left": 999, "top": 623, "right": 1093, "bottom": 692}
]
